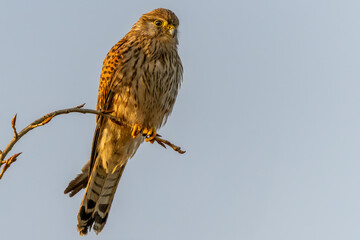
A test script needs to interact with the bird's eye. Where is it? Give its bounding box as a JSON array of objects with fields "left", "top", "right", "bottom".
[{"left": 154, "top": 20, "right": 163, "bottom": 27}]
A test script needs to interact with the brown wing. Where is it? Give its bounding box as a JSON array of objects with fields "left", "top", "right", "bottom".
[
  {"left": 89, "top": 38, "right": 128, "bottom": 172},
  {"left": 97, "top": 38, "right": 128, "bottom": 112}
]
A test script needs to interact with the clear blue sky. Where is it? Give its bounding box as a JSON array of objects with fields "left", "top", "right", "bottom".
[{"left": 1, "top": 0, "right": 360, "bottom": 239}]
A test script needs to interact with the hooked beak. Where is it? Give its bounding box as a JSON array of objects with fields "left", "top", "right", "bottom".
[{"left": 167, "top": 24, "right": 176, "bottom": 37}]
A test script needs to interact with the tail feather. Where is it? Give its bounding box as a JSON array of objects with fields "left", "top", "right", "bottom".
[
  {"left": 64, "top": 160, "right": 90, "bottom": 197},
  {"left": 77, "top": 162, "right": 126, "bottom": 235},
  {"left": 64, "top": 172, "right": 88, "bottom": 197}
]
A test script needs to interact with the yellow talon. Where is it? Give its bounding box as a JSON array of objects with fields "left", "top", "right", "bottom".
[
  {"left": 144, "top": 127, "right": 157, "bottom": 144},
  {"left": 146, "top": 128, "right": 153, "bottom": 137},
  {"left": 142, "top": 127, "right": 148, "bottom": 135},
  {"left": 131, "top": 123, "right": 142, "bottom": 138},
  {"left": 132, "top": 124, "right": 156, "bottom": 143}
]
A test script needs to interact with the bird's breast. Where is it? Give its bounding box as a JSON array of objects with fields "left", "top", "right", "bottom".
[{"left": 112, "top": 47, "right": 180, "bottom": 129}]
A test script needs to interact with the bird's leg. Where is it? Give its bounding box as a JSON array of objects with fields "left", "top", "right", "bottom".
[
  {"left": 142, "top": 127, "right": 157, "bottom": 143},
  {"left": 131, "top": 123, "right": 142, "bottom": 138},
  {"left": 131, "top": 124, "right": 157, "bottom": 144}
]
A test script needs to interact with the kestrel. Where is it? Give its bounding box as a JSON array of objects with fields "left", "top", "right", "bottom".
[{"left": 64, "top": 8, "right": 183, "bottom": 235}]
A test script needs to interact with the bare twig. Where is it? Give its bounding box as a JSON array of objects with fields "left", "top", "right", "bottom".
[
  {"left": 154, "top": 137, "right": 186, "bottom": 154},
  {"left": 11, "top": 114, "right": 18, "bottom": 139},
  {"left": 0, "top": 153, "right": 22, "bottom": 179},
  {"left": 0, "top": 103, "right": 185, "bottom": 179}
]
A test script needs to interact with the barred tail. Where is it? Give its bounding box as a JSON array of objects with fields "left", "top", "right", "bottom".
[{"left": 77, "top": 162, "right": 126, "bottom": 235}]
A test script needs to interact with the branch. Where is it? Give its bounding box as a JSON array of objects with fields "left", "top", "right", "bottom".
[
  {"left": 11, "top": 114, "right": 18, "bottom": 139},
  {"left": 0, "top": 153, "right": 22, "bottom": 179},
  {"left": 0, "top": 103, "right": 185, "bottom": 179}
]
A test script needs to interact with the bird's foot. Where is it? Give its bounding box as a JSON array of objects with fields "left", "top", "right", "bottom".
[
  {"left": 131, "top": 124, "right": 157, "bottom": 144},
  {"left": 142, "top": 127, "right": 157, "bottom": 143},
  {"left": 131, "top": 123, "right": 142, "bottom": 138}
]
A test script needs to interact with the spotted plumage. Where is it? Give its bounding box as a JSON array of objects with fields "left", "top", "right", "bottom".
[{"left": 64, "top": 8, "right": 183, "bottom": 235}]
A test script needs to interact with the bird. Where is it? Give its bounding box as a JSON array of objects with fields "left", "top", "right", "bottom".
[{"left": 64, "top": 8, "right": 183, "bottom": 235}]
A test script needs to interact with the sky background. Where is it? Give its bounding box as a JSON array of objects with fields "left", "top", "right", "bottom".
[{"left": 1, "top": 0, "right": 360, "bottom": 239}]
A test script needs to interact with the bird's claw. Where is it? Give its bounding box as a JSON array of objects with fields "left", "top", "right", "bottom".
[
  {"left": 131, "top": 124, "right": 157, "bottom": 144},
  {"left": 131, "top": 123, "right": 142, "bottom": 138},
  {"left": 143, "top": 127, "right": 157, "bottom": 144}
]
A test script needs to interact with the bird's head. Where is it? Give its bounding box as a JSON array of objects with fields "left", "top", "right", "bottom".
[{"left": 132, "top": 8, "right": 179, "bottom": 44}]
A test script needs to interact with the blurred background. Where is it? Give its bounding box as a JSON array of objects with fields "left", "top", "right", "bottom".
[{"left": 1, "top": 0, "right": 360, "bottom": 239}]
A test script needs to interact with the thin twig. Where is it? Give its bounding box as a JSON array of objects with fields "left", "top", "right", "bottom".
[
  {"left": 0, "top": 153, "right": 21, "bottom": 179},
  {"left": 0, "top": 103, "right": 185, "bottom": 179},
  {"left": 154, "top": 137, "right": 186, "bottom": 154},
  {"left": 11, "top": 114, "right": 18, "bottom": 139}
]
